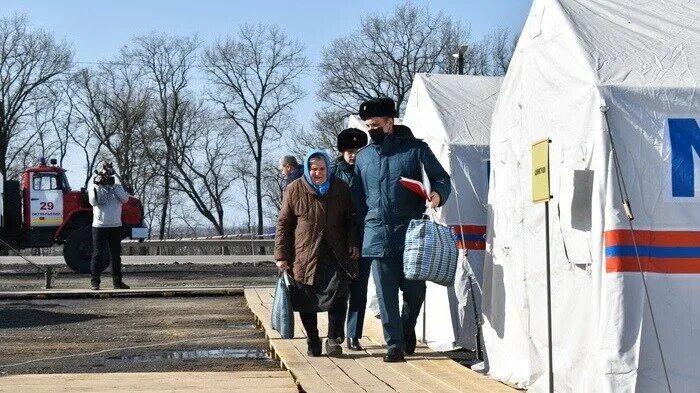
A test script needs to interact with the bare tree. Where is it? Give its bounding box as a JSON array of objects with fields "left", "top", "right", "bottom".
[
  {"left": 129, "top": 33, "right": 199, "bottom": 239},
  {"left": 168, "top": 101, "right": 237, "bottom": 235},
  {"left": 71, "top": 54, "right": 151, "bottom": 193},
  {"left": 202, "top": 24, "right": 307, "bottom": 235},
  {"left": 261, "top": 160, "right": 285, "bottom": 221},
  {"left": 317, "top": 3, "right": 467, "bottom": 115},
  {"left": 291, "top": 108, "right": 346, "bottom": 160},
  {"left": 490, "top": 27, "right": 518, "bottom": 76},
  {"left": 233, "top": 156, "right": 256, "bottom": 234},
  {"left": 0, "top": 15, "right": 73, "bottom": 178},
  {"left": 66, "top": 114, "right": 103, "bottom": 188},
  {"left": 465, "top": 39, "right": 491, "bottom": 76},
  {"left": 50, "top": 82, "right": 77, "bottom": 167}
]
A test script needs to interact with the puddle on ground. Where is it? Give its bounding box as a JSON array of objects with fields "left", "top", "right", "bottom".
[{"left": 105, "top": 348, "right": 270, "bottom": 363}]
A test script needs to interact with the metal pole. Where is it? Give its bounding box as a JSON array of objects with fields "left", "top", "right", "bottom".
[
  {"left": 545, "top": 200, "right": 554, "bottom": 393},
  {"left": 458, "top": 54, "right": 465, "bottom": 75},
  {"left": 467, "top": 273, "right": 483, "bottom": 360},
  {"left": 422, "top": 294, "right": 427, "bottom": 344}
]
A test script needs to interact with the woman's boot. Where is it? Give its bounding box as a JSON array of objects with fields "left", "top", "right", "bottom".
[{"left": 307, "top": 336, "right": 322, "bottom": 356}]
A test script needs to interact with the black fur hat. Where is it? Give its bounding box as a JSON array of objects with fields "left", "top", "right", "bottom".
[
  {"left": 337, "top": 128, "right": 368, "bottom": 151},
  {"left": 359, "top": 97, "right": 397, "bottom": 120}
]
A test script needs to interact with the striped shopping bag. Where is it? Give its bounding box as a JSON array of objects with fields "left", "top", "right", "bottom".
[{"left": 403, "top": 215, "right": 458, "bottom": 286}]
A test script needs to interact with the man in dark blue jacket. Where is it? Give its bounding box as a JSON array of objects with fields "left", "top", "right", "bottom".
[
  {"left": 279, "top": 155, "right": 303, "bottom": 189},
  {"left": 354, "top": 97, "right": 451, "bottom": 362}
]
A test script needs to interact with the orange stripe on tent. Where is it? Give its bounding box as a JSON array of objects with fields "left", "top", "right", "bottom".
[
  {"left": 606, "top": 256, "right": 700, "bottom": 274},
  {"left": 605, "top": 230, "right": 700, "bottom": 247},
  {"left": 451, "top": 225, "right": 487, "bottom": 235}
]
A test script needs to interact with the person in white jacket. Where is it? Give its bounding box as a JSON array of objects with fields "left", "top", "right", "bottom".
[{"left": 89, "top": 163, "right": 131, "bottom": 290}]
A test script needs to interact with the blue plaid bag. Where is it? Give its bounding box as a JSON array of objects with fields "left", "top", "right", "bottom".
[
  {"left": 271, "top": 273, "right": 294, "bottom": 339},
  {"left": 403, "top": 212, "right": 458, "bottom": 286}
]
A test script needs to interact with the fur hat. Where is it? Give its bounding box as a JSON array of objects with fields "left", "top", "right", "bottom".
[
  {"left": 337, "top": 128, "right": 368, "bottom": 151},
  {"left": 359, "top": 97, "right": 397, "bottom": 120}
]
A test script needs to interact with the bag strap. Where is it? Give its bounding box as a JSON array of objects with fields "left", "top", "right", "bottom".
[
  {"left": 282, "top": 272, "right": 292, "bottom": 287},
  {"left": 422, "top": 207, "right": 439, "bottom": 222}
]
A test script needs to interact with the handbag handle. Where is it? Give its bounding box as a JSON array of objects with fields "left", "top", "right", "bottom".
[
  {"left": 422, "top": 207, "right": 439, "bottom": 222},
  {"left": 282, "top": 271, "right": 292, "bottom": 287}
]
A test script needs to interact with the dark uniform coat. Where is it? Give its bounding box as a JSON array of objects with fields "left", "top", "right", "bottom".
[{"left": 354, "top": 125, "right": 451, "bottom": 258}]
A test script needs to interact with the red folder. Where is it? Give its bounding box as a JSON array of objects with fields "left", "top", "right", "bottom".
[{"left": 400, "top": 177, "right": 429, "bottom": 200}]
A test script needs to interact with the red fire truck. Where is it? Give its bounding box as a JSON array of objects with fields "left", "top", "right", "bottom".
[{"left": 1, "top": 159, "right": 146, "bottom": 273}]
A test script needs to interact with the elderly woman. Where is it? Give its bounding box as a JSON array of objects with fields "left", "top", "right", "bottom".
[
  {"left": 275, "top": 149, "right": 360, "bottom": 357},
  {"left": 332, "top": 128, "right": 370, "bottom": 351}
]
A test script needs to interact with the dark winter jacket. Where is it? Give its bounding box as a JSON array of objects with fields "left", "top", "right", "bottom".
[
  {"left": 282, "top": 164, "right": 304, "bottom": 189},
  {"left": 354, "top": 125, "right": 451, "bottom": 258},
  {"left": 275, "top": 174, "right": 360, "bottom": 286},
  {"left": 333, "top": 159, "right": 367, "bottom": 230}
]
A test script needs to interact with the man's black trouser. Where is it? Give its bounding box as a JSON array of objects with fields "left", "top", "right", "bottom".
[
  {"left": 299, "top": 297, "right": 348, "bottom": 340},
  {"left": 90, "top": 226, "right": 123, "bottom": 286}
]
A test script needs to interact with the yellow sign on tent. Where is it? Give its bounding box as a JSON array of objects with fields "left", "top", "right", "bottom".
[{"left": 532, "top": 139, "right": 551, "bottom": 203}]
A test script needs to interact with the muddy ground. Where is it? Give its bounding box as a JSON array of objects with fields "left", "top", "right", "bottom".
[
  {"left": 0, "top": 263, "right": 279, "bottom": 376},
  {"left": 0, "top": 261, "right": 478, "bottom": 377}
]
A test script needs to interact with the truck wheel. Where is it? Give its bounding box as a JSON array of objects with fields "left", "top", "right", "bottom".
[{"left": 63, "top": 227, "right": 109, "bottom": 274}]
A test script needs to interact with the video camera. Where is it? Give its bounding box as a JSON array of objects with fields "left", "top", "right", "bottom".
[{"left": 93, "top": 162, "right": 116, "bottom": 186}]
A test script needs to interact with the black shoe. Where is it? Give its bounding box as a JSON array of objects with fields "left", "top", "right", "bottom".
[
  {"left": 113, "top": 281, "right": 130, "bottom": 290},
  {"left": 383, "top": 348, "right": 405, "bottom": 363},
  {"left": 347, "top": 338, "right": 363, "bottom": 351},
  {"left": 307, "top": 337, "right": 322, "bottom": 357},
  {"left": 324, "top": 338, "right": 343, "bottom": 356},
  {"left": 91, "top": 284, "right": 100, "bottom": 291},
  {"left": 405, "top": 330, "right": 416, "bottom": 355}
]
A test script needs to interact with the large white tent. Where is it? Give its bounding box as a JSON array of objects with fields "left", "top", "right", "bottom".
[
  {"left": 482, "top": 0, "right": 699, "bottom": 392},
  {"left": 402, "top": 73, "right": 503, "bottom": 351}
]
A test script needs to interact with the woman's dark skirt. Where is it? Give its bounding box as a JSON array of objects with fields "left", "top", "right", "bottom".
[{"left": 291, "top": 242, "right": 350, "bottom": 313}]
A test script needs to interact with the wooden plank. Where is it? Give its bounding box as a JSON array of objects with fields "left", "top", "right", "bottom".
[
  {"left": 270, "top": 338, "right": 335, "bottom": 392},
  {"left": 255, "top": 287, "right": 276, "bottom": 302},
  {"left": 248, "top": 301, "right": 280, "bottom": 340},
  {"left": 424, "top": 358, "right": 517, "bottom": 393},
  {"left": 288, "top": 339, "right": 366, "bottom": 393},
  {"left": 0, "top": 371, "right": 297, "bottom": 393},
  {"left": 407, "top": 358, "right": 495, "bottom": 393},
  {"left": 308, "top": 313, "right": 418, "bottom": 393},
  {"left": 352, "top": 345, "right": 427, "bottom": 393},
  {"left": 244, "top": 287, "right": 265, "bottom": 305},
  {"left": 326, "top": 352, "right": 397, "bottom": 393},
  {"left": 361, "top": 335, "right": 458, "bottom": 393},
  {"left": 363, "top": 319, "right": 517, "bottom": 393}
]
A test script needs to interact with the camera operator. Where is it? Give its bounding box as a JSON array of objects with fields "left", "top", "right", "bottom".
[{"left": 89, "top": 162, "right": 131, "bottom": 290}]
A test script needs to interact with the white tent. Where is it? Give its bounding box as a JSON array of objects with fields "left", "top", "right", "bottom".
[
  {"left": 482, "top": 0, "right": 699, "bottom": 392},
  {"left": 346, "top": 115, "right": 369, "bottom": 133},
  {"left": 402, "top": 73, "right": 503, "bottom": 351}
]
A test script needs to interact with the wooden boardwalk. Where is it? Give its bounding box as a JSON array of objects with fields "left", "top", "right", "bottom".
[
  {"left": 245, "top": 287, "right": 518, "bottom": 393},
  {"left": 0, "top": 371, "right": 297, "bottom": 393}
]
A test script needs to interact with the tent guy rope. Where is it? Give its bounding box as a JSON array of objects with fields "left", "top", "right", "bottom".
[{"left": 602, "top": 105, "right": 672, "bottom": 393}]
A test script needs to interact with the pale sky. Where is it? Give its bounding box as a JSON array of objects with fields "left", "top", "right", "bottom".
[{"left": 1, "top": 0, "right": 533, "bottom": 228}]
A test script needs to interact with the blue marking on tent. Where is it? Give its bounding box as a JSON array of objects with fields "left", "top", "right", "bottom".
[
  {"left": 606, "top": 245, "right": 700, "bottom": 258},
  {"left": 453, "top": 233, "right": 485, "bottom": 242},
  {"left": 669, "top": 118, "right": 700, "bottom": 197}
]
